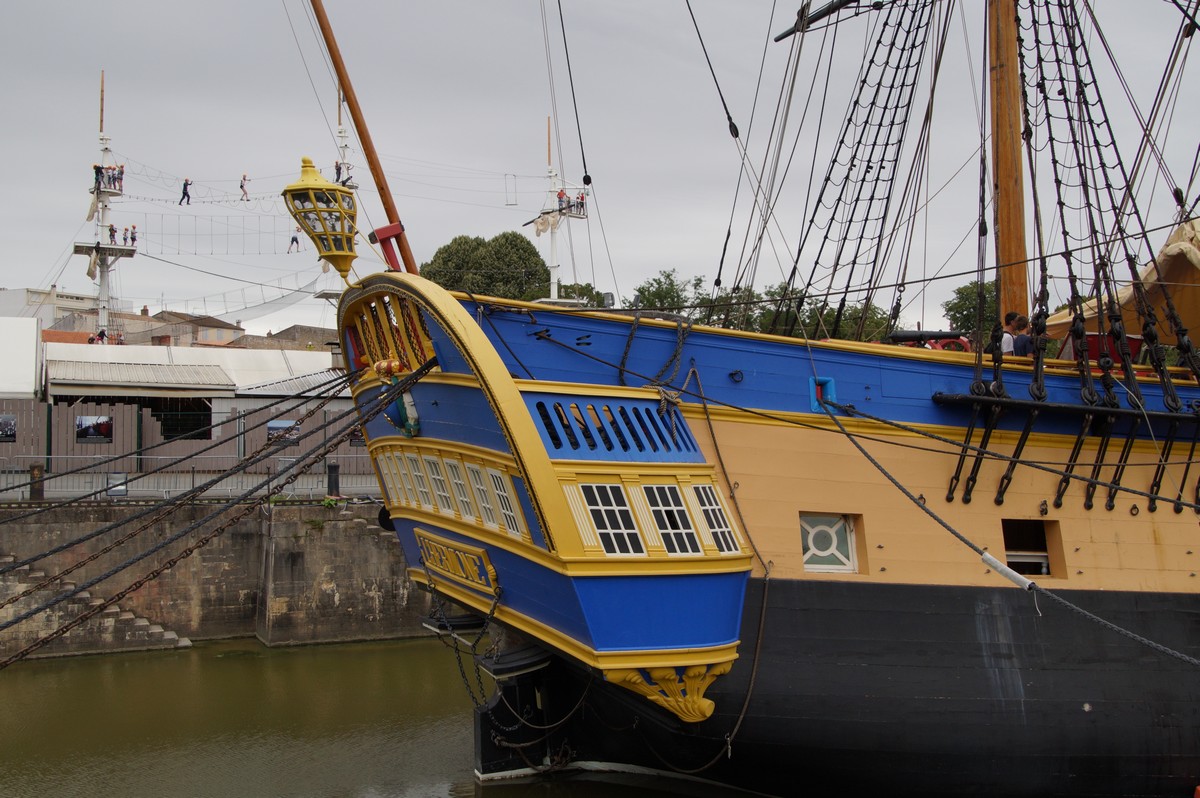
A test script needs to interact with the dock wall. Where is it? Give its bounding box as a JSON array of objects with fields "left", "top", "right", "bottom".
[{"left": 0, "top": 502, "right": 431, "bottom": 660}]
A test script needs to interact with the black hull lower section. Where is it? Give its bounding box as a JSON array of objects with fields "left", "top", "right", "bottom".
[{"left": 475, "top": 579, "right": 1200, "bottom": 797}]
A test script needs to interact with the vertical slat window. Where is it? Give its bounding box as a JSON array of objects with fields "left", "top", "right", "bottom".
[
  {"left": 394, "top": 452, "right": 417, "bottom": 506},
  {"left": 694, "top": 484, "right": 738, "bottom": 554},
  {"left": 467, "top": 464, "right": 499, "bottom": 528},
  {"left": 488, "top": 469, "right": 524, "bottom": 538},
  {"left": 424, "top": 456, "right": 457, "bottom": 514},
  {"left": 445, "top": 459, "right": 475, "bottom": 520},
  {"left": 405, "top": 454, "right": 433, "bottom": 509}
]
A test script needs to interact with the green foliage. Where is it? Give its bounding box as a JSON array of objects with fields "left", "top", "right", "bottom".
[
  {"left": 558, "top": 282, "right": 609, "bottom": 306},
  {"left": 421, "top": 232, "right": 550, "bottom": 300},
  {"left": 632, "top": 269, "right": 708, "bottom": 318},
  {"left": 941, "top": 280, "right": 997, "bottom": 338},
  {"left": 630, "top": 271, "right": 894, "bottom": 340},
  {"left": 797, "top": 297, "right": 895, "bottom": 341}
]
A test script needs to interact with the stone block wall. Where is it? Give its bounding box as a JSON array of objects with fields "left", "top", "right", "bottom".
[{"left": 0, "top": 501, "right": 431, "bottom": 660}]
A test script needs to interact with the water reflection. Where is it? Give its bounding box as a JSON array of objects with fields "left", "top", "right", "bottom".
[{"left": 0, "top": 639, "right": 745, "bottom": 798}]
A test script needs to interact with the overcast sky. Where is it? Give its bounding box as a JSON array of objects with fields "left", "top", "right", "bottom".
[{"left": 1, "top": 1, "right": 1194, "bottom": 336}]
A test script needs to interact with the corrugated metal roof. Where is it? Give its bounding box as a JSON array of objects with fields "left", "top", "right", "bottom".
[
  {"left": 237, "top": 368, "right": 350, "bottom": 398},
  {"left": 47, "top": 360, "right": 235, "bottom": 396}
]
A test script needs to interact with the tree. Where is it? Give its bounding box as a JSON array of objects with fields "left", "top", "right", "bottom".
[
  {"left": 421, "top": 232, "right": 550, "bottom": 300},
  {"left": 941, "top": 280, "right": 997, "bottom": 340},
  {"left": 632, "top": 269, "right": 707, "bottom": 318},
  {"left": 559, "top": 282, "right": 609, "bottom": 306},
  {"left": 798, "top": 297, "right": 894, "bottom": 341}
]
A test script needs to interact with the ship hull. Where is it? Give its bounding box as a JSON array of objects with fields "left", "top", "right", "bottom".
[
  {"left": 333, "top": 273, "right": 1200, "bottom": 797},
  {"left": 477, "top": 576, "right": 1200, "bottom": 797}
]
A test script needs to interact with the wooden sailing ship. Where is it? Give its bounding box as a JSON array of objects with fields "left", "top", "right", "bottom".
[{"left": 287, "top": 1, "right": 1200, "bottom": 794}]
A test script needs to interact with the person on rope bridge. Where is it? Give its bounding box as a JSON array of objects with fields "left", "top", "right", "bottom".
[
  {"left": 288, "top": 226, "right": 301, "bottom": 254},
  {"left": 179, "top": 177, "right": 192, "bottom": 206},
  {"left": 240, "top": 173, "right": 250, "bottom": 201}
]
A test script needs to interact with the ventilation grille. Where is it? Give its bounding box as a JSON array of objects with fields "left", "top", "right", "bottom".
[{"left": 533, "top": 399, "right": 698, "bottom": 457}]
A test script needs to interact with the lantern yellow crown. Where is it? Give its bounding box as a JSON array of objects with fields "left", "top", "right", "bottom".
[{"left": 282, "top": 157, "right": 358, "bottom": 279}]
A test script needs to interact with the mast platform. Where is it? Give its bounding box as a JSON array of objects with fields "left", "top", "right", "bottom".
[{"left": 72, "top": 243, "right": 136, "bottom": 260}]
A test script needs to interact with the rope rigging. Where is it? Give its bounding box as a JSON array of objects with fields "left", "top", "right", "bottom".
[{"left": 782, "top": 0, "right": 938, "bottom": 339}]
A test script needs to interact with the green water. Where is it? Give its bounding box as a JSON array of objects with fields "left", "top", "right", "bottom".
[{"left": 0, "top": 638, "right": 738, "bottom": 798}]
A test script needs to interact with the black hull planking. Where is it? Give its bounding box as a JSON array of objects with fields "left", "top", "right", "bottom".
[{"left": 477, "top": 578, "right": 1200, "bottom": 797}]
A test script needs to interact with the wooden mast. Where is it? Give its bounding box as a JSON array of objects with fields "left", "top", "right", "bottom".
[
  {"left": 988, "top": 0, "right": 1028, "bottom": 320},
  {"left": 309, "top": 0, "right": 419, "bottom": 275}
]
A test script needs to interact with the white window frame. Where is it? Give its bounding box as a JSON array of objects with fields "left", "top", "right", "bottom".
[
  {"left": 580, "top": 483, "right": 645, "bottom": 556},
  {"left": 800, "top": 514, "right": 859, "bottom": 573},
  {"left": 643, "top": 484, "right": 701, "bottom": 555}
]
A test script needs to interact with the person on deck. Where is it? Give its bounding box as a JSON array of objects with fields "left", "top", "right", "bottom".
[
  {"left": 557, "top": 188, "right": 566, "bottom": 210},
  {"left": 130, "top": 225, "right": 137, "bottom": 248},
  {"left": 122, "top": 227, "right": 129, "bottom": 246},
  {"left": 1001, "top": 311, "right": 1019, "bottom": 354},
  {"left": 1014, "top": 315, "right": 1033, "bottom": 356},
  {"left": 108, "top": 224, "right": 117, "bottom": 244},
  {"left": 179, "top": 178, "right": 192, "bottom": 205}
]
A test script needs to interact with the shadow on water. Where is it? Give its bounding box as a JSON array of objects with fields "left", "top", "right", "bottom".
[{"left": 0, "top": 638, "right": 749, "bottom": 798}]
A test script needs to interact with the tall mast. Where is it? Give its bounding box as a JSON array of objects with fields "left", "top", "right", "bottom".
[
  {"left": 73, "top": 70, "right": 135, "bottom": 334},
  {"left": 988, "top": 0, "right": 1028, "bottom": 319},
  {"left": 547, "top": 116, "right": 560, "bottom": 301},
  {"left": 309, "top": 0, "right": 419, "bottom": 275}
]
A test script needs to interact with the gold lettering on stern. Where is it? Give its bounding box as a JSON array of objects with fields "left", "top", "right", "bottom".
[{"left": 414, "top": 529, "right": 498, "bottom": 592}]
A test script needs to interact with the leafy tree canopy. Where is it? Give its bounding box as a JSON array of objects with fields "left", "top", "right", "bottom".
[
  {"left": 941, "top": 280, "right": 997, "bottom": 338},
  {"left": 559, "top": 282, "right": 609, "bottom": 306},
  {"left": 632, "top": 269, "right": 708, "bottom": 317},
  {"left": 631, "top": 270, "right": 895, "bottom": 341},
  {"left": 421, "top": 232, "right": 550, "bottom": 301}
]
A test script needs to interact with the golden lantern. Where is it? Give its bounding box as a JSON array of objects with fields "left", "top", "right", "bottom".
[{"left": 282, "top": 157, "right": 358, "bottom": 279}]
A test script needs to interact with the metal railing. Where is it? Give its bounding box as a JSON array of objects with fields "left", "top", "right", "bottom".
[{"left": 0, "top": 455, "right": 381, "bottom": 502}]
